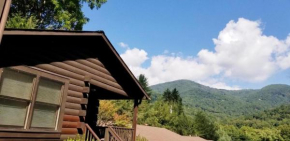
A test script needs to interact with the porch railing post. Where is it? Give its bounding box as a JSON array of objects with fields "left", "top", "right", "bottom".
[
  {"left": 132, "top": 99, "right": 139, "bottom": 141},
  {"left": 0, "top": 0, "right": 11, "bottom": 43}
]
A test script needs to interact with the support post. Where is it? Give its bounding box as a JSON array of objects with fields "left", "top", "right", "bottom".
[
  {"left": 132, "top": 99, "right": 139, "bottom": 141},
  {"left": 0, "top": 0, "right": 11, "bottom": 43}
]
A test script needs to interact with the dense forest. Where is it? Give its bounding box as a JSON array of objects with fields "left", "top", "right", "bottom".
[
  {"left": 151, "top": 80, "right": 290, "bottom": 119},
  {"left": 98, "top": 77, "right": 290, "bottom": 141}
]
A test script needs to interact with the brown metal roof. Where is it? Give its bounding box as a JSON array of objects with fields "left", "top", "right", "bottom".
[{"left": 0, "top": 29, "right": 150, "bottom": 100}]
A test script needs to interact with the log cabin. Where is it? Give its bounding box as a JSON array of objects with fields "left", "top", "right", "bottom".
[{"left": 0, "top": 29, "right": 150, "bottom": 141}]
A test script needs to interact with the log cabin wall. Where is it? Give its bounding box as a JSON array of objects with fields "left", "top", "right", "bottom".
[
  {"left": 31, "top": 58, "right": 127, "bottom": 140},
  {"left": 0, "top": 30, "right": 149, "bottom": 140}
]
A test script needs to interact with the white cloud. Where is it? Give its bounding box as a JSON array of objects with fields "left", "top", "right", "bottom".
[
  {"left": 120, "top": 18, "right": 290, "bottom": 90},
  {"left": 198, "top": 18, "right": 290, "bottom": 82},
  {"left": 120, "top": 48, "right": 148, "bottom": 67},
  {"left": 118, "top": 42, "right": 129, "bottom": 48}
]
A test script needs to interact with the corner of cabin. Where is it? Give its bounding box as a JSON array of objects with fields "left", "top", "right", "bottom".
[{"left": 0, "top": 30, "right": 149, "bottom": 140}]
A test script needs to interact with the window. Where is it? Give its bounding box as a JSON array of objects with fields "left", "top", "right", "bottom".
[{"left": 0, "top": 67, "right": 68, "bottom": 132}]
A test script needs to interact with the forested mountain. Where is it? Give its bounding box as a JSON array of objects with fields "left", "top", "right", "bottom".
[
  {"left": 223, "top": 104, "right": 290, "bottom": 140},
  {"left": 150, "top": 80, "right": 290, "bottom": 118}
]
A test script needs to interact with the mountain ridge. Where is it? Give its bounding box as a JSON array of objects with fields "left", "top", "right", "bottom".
[{"left": 150, "top": 79, "right": 290, "bottom": 118}]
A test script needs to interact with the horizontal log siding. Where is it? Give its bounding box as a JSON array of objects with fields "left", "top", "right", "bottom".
[
  {"left": 61, "top": 128, "right": 78, "bottom": 134},
  {"left": 68, "top": 84, "right": 89, "bottom": 93},
  {"left": 87, "top": 58, "right": 105, "bottom": 68},
  {"left": 30, "top": 58, "right": 129, "bottom": 138},
  {"left": 34, "top": 64, "right": 88, "bottom": 137},
  {"left": 65, "top": 109, "right": 86, "bottom": 117},
  {"left": 65, "top": 102, "right": 83, "bottom": 110},
  {"left": 63, "top": 61, "right": 122, "bottom": 89},
  {"left": 63, "top": 115, "right": 81, "bottom": 122},
  {"left": 62, "top": 121, "right": 85, "bottom": 128}
]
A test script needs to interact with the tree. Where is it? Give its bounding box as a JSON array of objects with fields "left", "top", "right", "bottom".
[
  {"left": 98, "top": 100, "right": 117, "bottom": 126},
  {"left": 7, "top": 0, "right": 107, "bottom": 30},
  {"left": 194, "top": 111, "right": 218, "bottom": 140},
  {"left": 162, "top": 89, "right": 171, "bottom": 102},
  {"left": 138, "top": 74, "right": 152, "bottom": 97},
  {"left": 216, "top": 127, "right": 232, "bottom": 141},
  {"left": 98, "top": 100, "right": 131, "bottom": 127}
]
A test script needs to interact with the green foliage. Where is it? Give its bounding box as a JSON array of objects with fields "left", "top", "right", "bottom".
[
  {"left": 8, "top": 0, "right": 107, "bottom": 30},
  {"left": 98, "top": 100, "right": 131, "bottom": 127},
  {"left": 136, "top": 135, "right": 149, "bottom": 141},
  {"left": 278, "top": 125, "right": 290, "bottom": 141},
  {"left": 216, "top": 127, "right": 232, "bottom": 141},
  {"left": 222, "top": 104, "right": 290, "bottom": 141},
  {"left": 138, "top": 88, "right": 220, "bottom": 140},
  {"left": 98, "top": 100, "right": 117, "bottom": 126},
  {"left": 193, "top": 111, "right": 219, "bottom": 140},
  {"left": 99, "top": 78, "right": 290, "bottom": 141},
  {"left": 138, "top": 74, "right": 152, "bottom": 97},
  {"left": 6, "top": 13, "right": 37, "bottom": 29},
  {"left": 151, "top": 80, "right": 290, "bottom": 119},
  {"left": 64, "top": 134, "right": 85, "bottom": 141}
]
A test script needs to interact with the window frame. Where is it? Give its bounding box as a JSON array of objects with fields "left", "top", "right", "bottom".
[{"left": 0, "top": 66, "right": 69, "bottom": 134}]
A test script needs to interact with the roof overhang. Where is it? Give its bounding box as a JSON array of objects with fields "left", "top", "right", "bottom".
[{"left": 0, "top": 29, "right": 150, "bottom": 100}]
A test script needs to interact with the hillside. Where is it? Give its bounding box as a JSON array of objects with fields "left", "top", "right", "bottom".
[
  {"left": 231, "top": 104, "right": 290, "bottom": 128},
  {"left": 150, "top": 80, "right": 290, "bottom": 118}
]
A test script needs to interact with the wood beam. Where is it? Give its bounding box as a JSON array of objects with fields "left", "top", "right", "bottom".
[{"left": 132, "top": 99, "right": 139, "bottom": 141}]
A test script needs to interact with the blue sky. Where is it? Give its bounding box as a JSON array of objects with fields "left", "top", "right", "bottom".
[{"left": 83, "top": 0, "right": 290, "bottom": 90}]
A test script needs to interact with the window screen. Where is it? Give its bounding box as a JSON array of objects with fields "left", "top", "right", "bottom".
[
  {"left": 31, "top": 78, "right": 63, "bottom": 129},
  {"left": 0, "top": 69, "right": 35, "bottom": 127},
  {"left": 0, "top": 68, "right": 34, "bottom": 100},
  {"left": 31, "top": 103, "right": 58, "bottom": 128},
  {"left": 0, "top": 68, "right": 65, "bottom": 131},
  {"left": 36, "top": 78, "right": 62, "bottom": 105},
  {"left": 0, "top": 98, "right": 28, "bottom": 126}
]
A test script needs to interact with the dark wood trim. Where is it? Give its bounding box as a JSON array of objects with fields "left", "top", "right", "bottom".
[
  {"left": 57, "top": 81, "right": 68, "bottom": 131},
  {"left": 85, "top": 124, "right": 101, "bottom": 141},
  {"left": 0, "top": 139, "right": 62, "bottom": 141},
  {"left": 25, "top": 76, "right": 40, "bottom": 129},
  {"left": 0, "top": 68, "right": 3, "bottom": 79},
  {"left": 132, "top": 99, "right": 139, "bottom": 141},
  {"left": 0, "top": 132, "right": 60, "bottom": 138},
  {"left": 3, "top": 30, "right": 103, "bottom": 36}
]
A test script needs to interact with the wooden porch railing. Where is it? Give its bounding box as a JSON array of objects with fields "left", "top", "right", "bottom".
[
  {"left": 95, "top": 126, "right": 134, "bottom": 141},
  {"left": 111, "top": 127, "right": 134, "bottom": 141},
  {"left": 105, "top": 127, "right": 123, "bottom": 141},
  {"left": 85, "top": 124, "right": 102, "bottom": 141}
]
